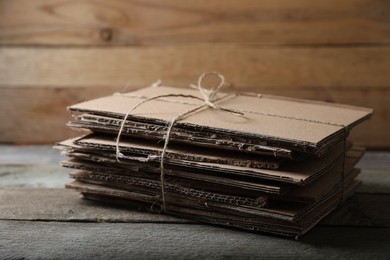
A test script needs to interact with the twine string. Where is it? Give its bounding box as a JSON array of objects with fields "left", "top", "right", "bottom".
[
  {"left": 115, "top": 72, "right": 244, "bottom": 211},
  {"left": 115, "top": 94, "right": 204, "bottom": 160},
  {"left": 115, "top": 72, "right": 349, "bottom": 212},
  {"left": 340, "top": 127, "right": 349, "bottom": 203}
]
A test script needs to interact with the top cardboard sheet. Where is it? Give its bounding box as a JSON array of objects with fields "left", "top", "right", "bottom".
[{"left": 69, "top": 85, "right": 373, "bottom": 155}]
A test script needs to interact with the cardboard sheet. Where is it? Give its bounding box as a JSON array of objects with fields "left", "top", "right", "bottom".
[
  {"left": 70, "top": 134, "right": 345, "bottom": 185},
  {"left": 68, "top": 113, "right": 297, "bottom": 159},
  {"left": 69, "top": 85, "right": 373, "bottom": 156},
  {"left": 65, "top": 178, "right": 360, "bottom": 237}
]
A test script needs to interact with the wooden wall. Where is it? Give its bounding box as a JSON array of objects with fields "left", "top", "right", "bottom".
[{"left": 0, "top": 0, "right": 389, "bottom": 147}]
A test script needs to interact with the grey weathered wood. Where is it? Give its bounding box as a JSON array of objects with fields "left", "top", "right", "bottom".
[
  {"left": 1, "top": 220, "right": 389, "bottom": 259},
  {"left": 0, "top": 165, "right": 69, "bottom": 188},
  {"left": 0, "top": 188, "right": 188, "bottom": 223},
  {"left": 320, "top": 194, "right": 390, "bottom": 227},
  {"left": 0, "top": 145, "right": 64, "bottom": 164},
  {"left": 356, "top": 168, "right": 390, "bottom": 194},
  {"left": 356, "top": 152, "right": 390, "bottom": 170},
  {"left": 354, "top": 151, "right": 390, "bottom": 193},
  {"left": 0, "top": 148, "right": 389, "bottom": 258}
]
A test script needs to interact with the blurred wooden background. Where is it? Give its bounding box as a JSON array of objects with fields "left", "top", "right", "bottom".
[{"left": 0, "top": 0, "right": 389, "bottom": 147}]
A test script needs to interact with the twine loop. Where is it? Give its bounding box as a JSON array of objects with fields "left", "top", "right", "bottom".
[{"left": 191, "top": 72, "right": 225, "bottom": 109}]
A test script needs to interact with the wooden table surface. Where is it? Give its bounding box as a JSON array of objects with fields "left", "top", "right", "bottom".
[{"left": 1, "top": 146, "right": 389, "bottom": 259}]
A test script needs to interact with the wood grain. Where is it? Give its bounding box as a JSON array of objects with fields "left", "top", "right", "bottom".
[
  {"left": 0, "top": 85, "right": 387, "bottom": 147},
  {"left": 0, "top": 188, "right": 188, "bottom": 223},
  {"left": 1, "top": 221, "right": 389, "bottom": 259},
  {"left": 0, "top": 45, "right": 389, "bottom": 145},
  {"left": 0, "top": 165, "right": 69, "bottom": 188},
  {"left": 1, "top": 1, "right": 389, "bottom": 146},
  {"left": 1, "top": 0, "right": 390, "bottom": 46},
  {"left": 1, "top": 46, "right": 390, "bottom": 88}
]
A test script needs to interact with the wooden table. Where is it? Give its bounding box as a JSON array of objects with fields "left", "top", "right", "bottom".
[{"left": 1, "top": 146, "right": 389, "bottom": 259}]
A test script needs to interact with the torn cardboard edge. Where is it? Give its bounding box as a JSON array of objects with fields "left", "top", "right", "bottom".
[
  {"left": 60, "top": 145, "right": 362, "bottom": 202},
  {"left": 68, "top": 114, "right": 298, "bottom": 159},
  {"left": 66, "top": 178, "right": 360, "bottom": 238},
  {"left": 76, "top": 133, "right": 284, "bottom": 170},
  {"left": 62, "top": 134, "right": 345, "bottom": 185},
  {"left": 61, "top": 159, "right": 290, "bottom": 195}
]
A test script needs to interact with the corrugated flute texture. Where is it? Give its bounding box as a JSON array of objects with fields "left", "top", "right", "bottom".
[{"left": 55, "top": 84, "right": 372, "bottom": 237}]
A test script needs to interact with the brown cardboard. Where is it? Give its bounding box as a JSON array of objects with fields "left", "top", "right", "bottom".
[
  {"left": 56, "top": 84, "right": 372, "bottom": 237},
  {"left": 283, "top": 146, "right": 364, "bottom": 202},
  {"left": 61, "top": 158, "right": 291, "bottom": 195},
  {"left": 65, "top": 177, "right": 360, "bottom": 237},
  {"left": 71, "top": 134, "right": 345, "bottom": 185},
  {"left": 63, "top": 144, "right": 361, "bottom": 207},
  {"left": 57, "top": 141, "right": 362, "bottom": 202},
  {"left": 68, "top": 113, "right": 296, "bottom": 159},
  {"left": 69, "top": 85, "right": 373, "bottom": 156}
]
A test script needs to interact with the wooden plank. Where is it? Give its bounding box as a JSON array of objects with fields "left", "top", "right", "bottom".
[
  {"left": 1, "top": 46, "right": 390, "bottom": 88},
  {"left": 0, "top": 188, "right": 388, "bottom": 227},
  {"left": 0, "top": 85, "right": 387, "bottom": 146},
  {"left": 1, "top": 46, "right": 388, "bottom": 145},
  {"left": 356, "top": 152, "right": 390, "bottom": 194},
  {"left": 1, "top": 0, "right": 390, "bottom": 46},
  {"left": 320, "top": 194, "right": 390, "bottom": 227},
  {"left": 1, "top": 221, "right": 389, "bottom": 258},
  {"left": 0, "top": 145, "right": 64, "bottom": 164},
  {"left": 0, "top": 188, "right": 187, "bottom": 223},
  {"left": 356, "top": 169, "right": 390, "bottom": 194},
  {"left": 0, "top": 87, "right": 91, "bottom": 145},
  {"left": 356, "top": 151, "right": 390, "bottom": 170},
  {"left": 0, "top": 165, "right": 69, "bottom": 188}
]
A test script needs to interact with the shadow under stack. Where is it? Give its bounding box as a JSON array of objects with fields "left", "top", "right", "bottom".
[{"left": 55, "top": 84, "right": 373, "bottom": 238}]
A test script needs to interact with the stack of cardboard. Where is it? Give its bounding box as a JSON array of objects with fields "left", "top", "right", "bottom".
[{"left": 55, "top": 83, "right": 372, "bottom": 238}]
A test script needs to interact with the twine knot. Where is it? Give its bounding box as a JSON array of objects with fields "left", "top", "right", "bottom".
[{"left": 191, "top": 72, "right": 225, "bottom": 109}]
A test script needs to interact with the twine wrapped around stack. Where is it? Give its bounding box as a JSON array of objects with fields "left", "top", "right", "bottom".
[{"left": 55, "top": 73, "right": 373, "bottom": 238}]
